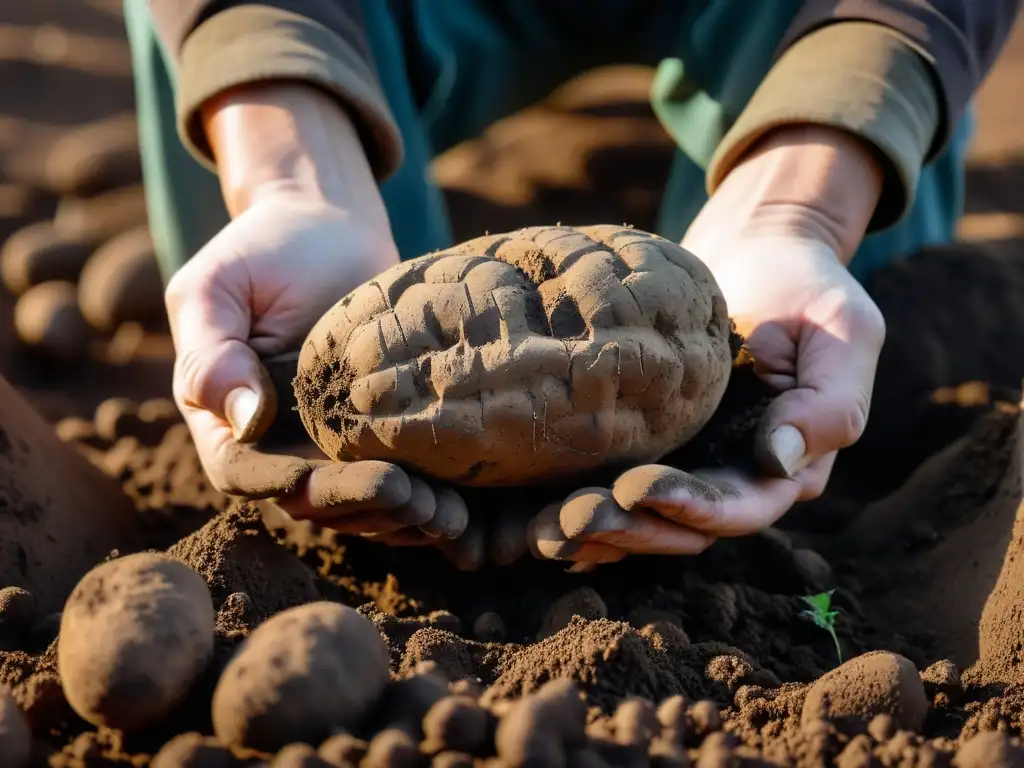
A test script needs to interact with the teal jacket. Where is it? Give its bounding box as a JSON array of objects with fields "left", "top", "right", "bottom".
[{"left": 128, "top": 0, "right": 1020, "bottom": 281}]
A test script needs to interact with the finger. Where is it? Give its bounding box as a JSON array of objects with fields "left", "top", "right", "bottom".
[
  {"left": 794, "top": 451, "right": 837, "bottom": 502},
  {"left": 560, "top": 487, "right": 712, "bottom": 555},
  {"left": 165, "top": 259, "right": 277, "bottom": 445},
  {"left": 655, "top": 467, "right": 802, "bottom": 537},
  {"left": 417, "top": 487, "right": 469, "bottom": 540},
  {"left": 487, "top": 506, "right": 532, "bottom": 566},
  {"left": 439, "top": 515, "right": 487, "bottom": 571},
  {"left": 212, "top": 441, "right": 321, "bottom": 498},
  {"left": 525, "top": 504, "right": 628, "bottom": 566},
  {"left": 755, "top": 314, "right": 883, "bottom": 475},
  {"left": 278, "top": 460, "right": 411, "bottom": 522},
  {"left": 527, "top": 503, "right": 583, "bottom": 561},
  {"left": 363, "top": 529, "right": 434, "bottom": 547},
  {"left": 326, "top": 475, "right": 436, "bottom": 533}
]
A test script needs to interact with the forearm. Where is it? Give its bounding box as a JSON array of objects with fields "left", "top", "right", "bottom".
[
  {"left": 144, "top": 0, "right": 402, "bottom": 180},
  {"left": 201, "top": 82, "right": 387, "bottom": 226},
  {"left": 713, "top": 125, "right": 883, "bottom": 264}
]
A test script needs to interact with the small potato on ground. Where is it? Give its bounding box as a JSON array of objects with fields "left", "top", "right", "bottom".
[{"left": 58, "top": 552, "right": 215, "bottom": 731}]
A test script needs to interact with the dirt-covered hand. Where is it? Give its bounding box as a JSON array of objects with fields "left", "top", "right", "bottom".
[
  {"left": 524, "top": 465, "right": 719, "bottom": 569},
  {"left": 165, "top": 192, "right": 401, "bottom": 524},
  {"left": 658, "top": 124, "right": 887, "bottom": 537}
]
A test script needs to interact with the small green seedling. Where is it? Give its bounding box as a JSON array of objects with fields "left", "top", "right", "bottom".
[{"left": 800, "top": 590, "right": 843, "bottom": 664}]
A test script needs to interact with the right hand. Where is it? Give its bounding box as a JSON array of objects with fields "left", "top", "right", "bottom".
[
  {"left": 166, "top": 189, "right": 439, "bottom": 533},
  {"left": 164, "top": 81, "right": 467, "bottom": 541}
]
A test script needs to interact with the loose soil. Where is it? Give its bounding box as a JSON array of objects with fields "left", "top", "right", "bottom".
[{"left": 1, "top": 4, "right": 1024, "bottom": 766}]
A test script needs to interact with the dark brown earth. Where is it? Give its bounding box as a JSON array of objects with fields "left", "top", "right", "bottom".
[{"left": 0, "top": 3, "right": 1023, "bottom": 767}]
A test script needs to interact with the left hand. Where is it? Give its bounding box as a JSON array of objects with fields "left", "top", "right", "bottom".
[{"left": 523, "top": 125, "right": 887, "bottom": 568}]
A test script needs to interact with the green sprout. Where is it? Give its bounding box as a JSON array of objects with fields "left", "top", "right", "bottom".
[{"left": 800, "top": 590, "right": 843, "bottom": 664}]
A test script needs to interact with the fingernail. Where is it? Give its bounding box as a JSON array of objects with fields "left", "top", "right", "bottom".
[
  {"left": 769, "top": 425, "right": 807, "bottom": 476},
  {"left": 225, "top": 386, "right": 260, "bottom": 442}
]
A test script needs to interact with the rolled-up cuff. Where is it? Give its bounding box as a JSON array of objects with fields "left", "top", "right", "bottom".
[
  {"left": 177, "top": 5, "right": 403, "bottom": 181},
  {"left": 707, "top": 22, "right": 939, "bottom": 232}
]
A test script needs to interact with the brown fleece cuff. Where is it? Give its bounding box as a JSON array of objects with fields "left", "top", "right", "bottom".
[
  {"left": 177, "top": 5, "right": 403, "bottom": 181},
  {"left": 707, "top": 22, "right": 940, "bottom": 232}
]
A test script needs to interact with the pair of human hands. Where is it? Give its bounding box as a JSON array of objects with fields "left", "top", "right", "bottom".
[{"left": 166, "top": 122, "right": 886, "bottom": 570}]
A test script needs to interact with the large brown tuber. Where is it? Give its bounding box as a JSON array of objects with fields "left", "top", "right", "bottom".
[{"left": 294, "top": 226, "right": 731, "bottom": 486}]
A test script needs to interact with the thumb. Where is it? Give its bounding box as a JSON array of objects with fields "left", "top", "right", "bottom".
[{"left": 166, "top": 262, "right": 276, "bottom": 445}]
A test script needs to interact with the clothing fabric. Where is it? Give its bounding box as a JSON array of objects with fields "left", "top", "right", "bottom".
[{"left": 125, "top": 0, "right": 1016, "bottom": 282}]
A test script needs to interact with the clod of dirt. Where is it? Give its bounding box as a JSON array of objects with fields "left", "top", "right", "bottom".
[
  {"left": 0, "top": 587, "right": 36, "bottom": 640},
  {"left": 318, "top": 732, "right": 369, "bottom": 766},
  {"left": 149, "top": 732, "right": 237, "bottom": 768},
  {"left": 792, "top": 548, "right": 834, "bottom": 592},
  {"left": 487, "top": 617, "right": 697, "bottom": 711},
  {"left": 211, "top": 601, "right": 390, "bottom": 752},
  {"left": 422, "top": 695, "right": 491, "bottom": 754},
  {"left": 42, "top": 113, "right": 142, "bottom": 196},
  {"left": 955, "top": 731, "right": 1024, "bottom": 768},
  {"left": 57, "top": 552, "right": 216, "bottom": 730},
  {"left": 495, "top": 679, "right": 587, "bottom": 768},
  {"left": 921, "top": 659, "right": 962, "bottom": 705},
  {"left": 0, "top": 220, "right": 92, "bottom": 295},
  {"left": 362, "top": 727, "right": 420, "bottom": 768},
  {"left": 167, "top": 505, "right": 319, "bottom": 617},
  {"left": 473, "top": 612, "right": 506, "bottom": 642},
  {"left": 801, "top": 651, "right": 928, "bottom": 733},
  {"left": 432, "top": 751, "right": 474, "bottom": 768},
  {"left": 77, "top": 224, "right": 165, "bottom": 333},
  {"left": 294, "top": 225, "right": 732, "bottom": 486},
  {"left": 52, "top": 184, "right": 149, "bottom": 246},
  {"left": 271, "top": 743, "right": 332, "bottom": 767},
  {"left": 0, "top": 685, "right": 31, "bottom": 768},
  {"left": 538, "top": 587, "right": 608, "bottom": 640},
  {"left": 13, "top": 280, "right": 93, "bottom": 360}
]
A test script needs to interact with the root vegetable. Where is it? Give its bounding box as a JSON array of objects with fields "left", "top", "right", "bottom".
[
  {"left": 211, "top": 601, "right": 390, "bottom": 752},
  {"left": 53, "top": 183, "right": 148, "bottom": 245},
  {"left": 801, "top": 651, "right": 928, "bottom": 732},
  {"left": 13, "top": 280, "right": 92, "bottom": 361},
  {"left": 58, "top": 553, "right": 215, "bottom": 730},
  {"left": 43, "top": 113, "right": 142, "bottom": 196},
  {"left": 495, "top": 679, "right": 587, "bottom": 767},
  {"left": 295, "top": 225, "right": 731, "bottom": 487},
  {"left": 77, "top": 224, "right": 164, "bottom": 333},
  {"left": 422, "top": 695, "right": 490, "bottom": 754},
  {"left": 0, "top": 221, "right": 92, "bottom": 294}
]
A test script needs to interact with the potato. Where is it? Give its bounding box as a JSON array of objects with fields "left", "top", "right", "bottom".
[
  {"left": 0, "top": 220, "right": 92, "bottom": 294},
  {"left": 43, "top": 113, "right": 141, "bottom": 197},
  {"left": 212, "top": 601, "right": 390, "bottom": 752},
  {"left": 295, "top": 226, "right": 732, "bottom": 487},
  {"left": 77, "top": 224, "right": 164, "bottom": 333},
  {"left": 801, "top": 651, "right": 928, "bottom": 732},
  {"left": 53, "top": 183, "right": 149, "bottom": 245},
  {"left": 13, "top": 280, "right": 93, "bottom": 361},
  {"left": 58, "top": 552, "right": 215, "bottom": 730}
]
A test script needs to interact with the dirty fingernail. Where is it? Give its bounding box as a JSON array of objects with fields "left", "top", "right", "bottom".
[
  {"left": 769, "top": 425, "right": 807, "bottom": 476},
  {"left": 225, "top": 386, "right": 260, "bottom": 442}
]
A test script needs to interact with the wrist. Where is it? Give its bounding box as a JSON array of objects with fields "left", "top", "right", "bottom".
[
  {"left": 200, "top": 81, "right": 389, "bottom": 226},
  {"left": 719, "top": 125, "right": 883, "bottom": 263}
]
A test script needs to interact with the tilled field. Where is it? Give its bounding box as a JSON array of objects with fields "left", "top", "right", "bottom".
[{"left": 1, "top": 3, "right": 1024, "bottom": 767}]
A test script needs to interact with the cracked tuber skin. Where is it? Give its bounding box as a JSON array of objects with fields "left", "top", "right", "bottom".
[{"left": 294, "top": 225, "right": 732, "bottom": 487}]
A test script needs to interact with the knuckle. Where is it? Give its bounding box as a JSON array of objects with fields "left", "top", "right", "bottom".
[{"left": 836, "top": 397, "right": 870, "bottom": 448}]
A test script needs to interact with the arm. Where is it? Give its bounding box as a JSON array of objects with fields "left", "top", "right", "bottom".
[
  {"left": 708, "top": 0, "right": 1023, "bottom": 231},
  {"left": 145, "top": 0, "right": 402, "bottom": 181}
]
